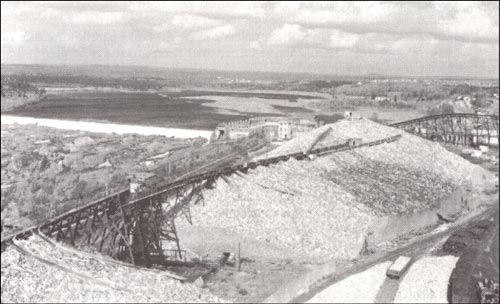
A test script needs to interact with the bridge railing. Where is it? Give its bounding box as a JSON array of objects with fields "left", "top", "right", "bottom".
[
  {"left": 1, "top": 134, "right": 404, "bottom": 258},
  {"left": 1, "top": 189, "right": 130, "bottom": 247},
  {"left": 389, "top": 113, "right": 499, "bottom": 147},
  {"left": 390, "top": 113, "right": 499, "bottom": 127}
]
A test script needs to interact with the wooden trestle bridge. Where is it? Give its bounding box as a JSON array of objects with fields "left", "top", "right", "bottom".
[{"left": 1, "top": 113, "right": 498, "bottom": 268}]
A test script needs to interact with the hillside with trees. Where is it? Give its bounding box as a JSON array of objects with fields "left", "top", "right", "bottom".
[{"left": 1, "top": 76, "right": 46, "bottom": 111}]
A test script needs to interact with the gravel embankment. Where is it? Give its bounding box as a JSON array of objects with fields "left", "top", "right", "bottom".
[
  {"left": 267, "top": 118, "right": 495, "bottom": 214},
  {"left": 315, "top": 118, "right": 492, "bottom": 187},
  {"left": 262, "top": 118, "right": 491, "bottom": 186},
  {"left": 394, "top": 255, "right": 458, "bottom": 303},
  {"left": 188, "top": 160, "right": 377, "bottom": 261},
  {"left": 258, "top": 118, "right": 402, "bottom": 159},
  {"left": 1, "top": 235, "right": 222, "bottom": 303},
  {"left": 255, "top": 124, "right": 334, "bottom": 158},
  {"left": 318, "top": 151, "right": 456, "bottom": 214},
  {"left": 307, "top": 261, "right": 392, "bottom": 303},
  {"left": 186, "top": 119, "right": 495, "bottom": 260}
]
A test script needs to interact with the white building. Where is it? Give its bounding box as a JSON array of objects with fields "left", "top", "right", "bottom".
[
  {"left": 278, "top": 121, "right": 292, "bottom": 140},
  {"left": 214, "top": 117, "right": 316, "bottom": 142},
  {"left": 374, "top": 96, "right": 389, "bottom": 102}
]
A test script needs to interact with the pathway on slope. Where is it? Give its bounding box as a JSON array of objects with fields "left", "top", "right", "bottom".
[
  {"left": 373, "top": 254, "right": 423, "bottom": 303},
  {"left": 373, "top": 276, "right": 400, "bottom": 303},
  {"left": 291, "top": 205, "right": 497, "bottom": 303}
]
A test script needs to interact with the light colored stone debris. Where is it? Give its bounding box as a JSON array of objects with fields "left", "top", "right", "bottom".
[
  {"left": 394, "top": 255, "right": 458, "bottom": 303},
  {"left": 307, "top": 261, "right": 392, "bottom": 303},
  {"left": 1, "top": 235, "right": 223, "bottom": 303},
  {"left": 189, "top": 159, "right": 377, "bottom": 261},
  {"left": 188, "top": 119, "right": 494, "bottom": 261}
]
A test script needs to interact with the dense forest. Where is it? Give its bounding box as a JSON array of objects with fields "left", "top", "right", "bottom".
[
  {"left": 1, "top": 76, "right": 47, "bottom": 111},
  {"left": 1, "top": 76, "right": 46, "bottom": 97},
  {"left": 2, "top": 74, "right": 162, "bottom": 92}
]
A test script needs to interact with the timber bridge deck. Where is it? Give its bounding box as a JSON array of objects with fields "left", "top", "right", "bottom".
[
  {"left": 1, "top": 134, "right": 401, "bottom": 267},
  {"left": 2, "top": 113, "right": 498, "bottom": 268}
]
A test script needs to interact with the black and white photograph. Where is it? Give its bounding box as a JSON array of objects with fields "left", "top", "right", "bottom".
[{"left": 1, "top": 1, "right": 499, "bottom": 303}]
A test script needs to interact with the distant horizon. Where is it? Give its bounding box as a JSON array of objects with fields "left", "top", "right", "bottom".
[
  {"left": 2, "top": 62, "right": 498, "bottom": 81},
  {"left": 2, "top": 2, "right": 498, "bottom": 79}
]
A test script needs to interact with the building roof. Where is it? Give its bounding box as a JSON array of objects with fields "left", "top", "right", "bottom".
[{"left": 130, "top": 172, "right": 157, "bottom": 181}]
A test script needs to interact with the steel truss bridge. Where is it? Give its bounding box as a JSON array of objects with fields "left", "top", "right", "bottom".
[
  {"left": 1, "top": 113, "right": 497, "bottom": 268},
  {"left": 390, "top": 113, "right": 499, "bottom": 146}
]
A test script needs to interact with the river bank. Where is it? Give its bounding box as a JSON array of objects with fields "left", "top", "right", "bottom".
[{"left": 1, "top": 115, "right": 212, "bottom": 139}]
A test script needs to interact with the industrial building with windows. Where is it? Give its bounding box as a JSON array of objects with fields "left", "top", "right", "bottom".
[{"left": 213, "top": 117, "right": 317, "bottom": 142}]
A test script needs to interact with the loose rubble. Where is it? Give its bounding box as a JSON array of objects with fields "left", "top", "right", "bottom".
[
  {"left": 0, "top": 235, "right": 222, "bottom": 303},
  {"left": 187, "top": 118, "right": 495, "bottom": 260},
  {"left": 189, "top": 161, "right": 377, "bottom": 260},
  {"left": 315, "top": 118, "right": 493, "bottom": 187},
  {"left": 257, "top": 124, "right": 334, "bottom": 158},
  {"left": 319, "top": 151, "right": 456, "bottom": 214}
]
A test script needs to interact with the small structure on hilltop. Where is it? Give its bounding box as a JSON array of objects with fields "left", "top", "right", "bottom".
[
  {"left": 278, "top": 120, "right": 292, "bottom": 140},
  {"left": 213, "top": 117, "right": 317, "bottom": 142},
  {"left": 129, "top": 172, "right": 161, "bottom": 194}
]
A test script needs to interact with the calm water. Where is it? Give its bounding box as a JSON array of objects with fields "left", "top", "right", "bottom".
[
  {"left": 8, "top": 91, "right": 317, "bottom": 130},
  {"left": 8, "top": 92, "right": 249, "bottom": 130}
]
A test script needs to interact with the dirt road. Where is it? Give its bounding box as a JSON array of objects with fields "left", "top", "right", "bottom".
[{"left": 292, "top": 205, "right": 498, "bottom": 303}]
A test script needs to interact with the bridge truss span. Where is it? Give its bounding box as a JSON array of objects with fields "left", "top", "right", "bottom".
[
  {"left": 1, "top": 113, "right": 495, "bottom": 269},
  {"left": 390, "top": 113, "right": 499, "bottom": 146}
]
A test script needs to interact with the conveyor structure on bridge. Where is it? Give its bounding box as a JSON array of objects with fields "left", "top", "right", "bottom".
[
  {"left": 1, "top": 134, "right": 402, "bottom": 267},
  {"left": 390, "top": 113, "right": 499, "bottom": 146},
  {"left": 4, "top": 113, "right": 496, "bottom": 268}
]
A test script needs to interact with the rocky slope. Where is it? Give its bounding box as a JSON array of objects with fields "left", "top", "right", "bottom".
[
  {"left": 1, "top": 235, "right": 222, "bottom": 303},
  {"left": 184, "top": 118, "right": 496, "bottom": 261}
]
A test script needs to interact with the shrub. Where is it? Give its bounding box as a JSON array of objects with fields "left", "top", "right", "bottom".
[
  {"left": 110, "top": 172, "right": 128, "bottom": 189},
  {"left": 39, "top": 155, "right": 50, "bottom": 172},
  {"left": 441, "top": 104, "right": 455, "bottom": 114},
  {"left": 71, "top": 180, "right": 88, "bottom": 200},
  {"left": 426, "top": 107, "right": 441, "bottom": 116}
]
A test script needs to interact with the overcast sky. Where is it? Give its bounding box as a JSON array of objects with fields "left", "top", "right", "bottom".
[{"left": 1, "top": 1, "right": 499, "bottom": 78}]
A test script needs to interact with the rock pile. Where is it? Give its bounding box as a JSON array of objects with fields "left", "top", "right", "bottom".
[
  {"left": 185, "top": 118, "right": 495, "bottom": 260},
  {"left": 315, "top": 118, "right": 492, "bottom": 187},
  {"left": 188, "top": 159, "right": 377, "bottom": 261},
  {"left": 1, "top": 235, "right": 222, "bottom": 303},
  {"left": 255, "top": 124, "right": 333, "bottom": 159},
  {"left": 319, "top": 152, "right": 456, "bottom": 214}
]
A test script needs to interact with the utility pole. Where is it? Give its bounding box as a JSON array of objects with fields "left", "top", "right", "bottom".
[{"left": 238, "top": 242, "right": 241, "bottom": 271}]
